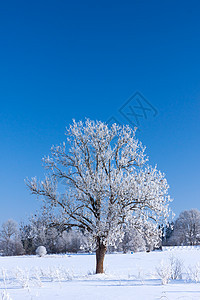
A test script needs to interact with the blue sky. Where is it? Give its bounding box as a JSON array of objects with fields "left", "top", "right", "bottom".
[{"left": 0, "top": 0, "right": 200, "bottom": 223}]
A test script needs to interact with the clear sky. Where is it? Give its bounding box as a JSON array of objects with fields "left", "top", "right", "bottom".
[{"left": 0, "top": 0, "right": 200, "bottom": 224}]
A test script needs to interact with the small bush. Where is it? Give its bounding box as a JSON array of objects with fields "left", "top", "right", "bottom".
[
  {"left": 156, "top": 260, "right": 172, "bottom": 284},
  {"left": 36, "top": 246, "right": 47, "bottom": 257},
  {"left": 187, "top": 262, "right": 200, "bottom": 283},
  {"left": 1, "top": 290, "right": 12, "bottom": 300},
  {"left": 170, "top": 255, "right": 183, "bottom": 280},
  {"left": 15, "top": 267, "right": 30, "bottom": 289},
  {"left": 156, "top": 256, "right": 183, "bottom": 284}
]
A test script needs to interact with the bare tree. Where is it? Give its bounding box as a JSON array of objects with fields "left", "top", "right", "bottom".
[
  {"left": 26, "top": 119, "right": 172, "bottom": 273},
  {"left": 1, "top": 219, "right": 18, "bottom": 240}
]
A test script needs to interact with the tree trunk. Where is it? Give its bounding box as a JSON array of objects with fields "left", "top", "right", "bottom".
[{"left": 96, "top": 239, "right": 106, "bottom": 274}]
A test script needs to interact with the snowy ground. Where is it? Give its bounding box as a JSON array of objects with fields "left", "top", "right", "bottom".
[{"left": 1, "top": 247, "right": 200, "bottom": 300}]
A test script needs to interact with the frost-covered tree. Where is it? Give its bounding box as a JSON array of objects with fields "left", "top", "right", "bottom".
[
  {"left": 169, "top": 209, "right": 200, "bottom": 246},
  {"left": 120, "top": 226, "right": 146, "bottom": 253},
  {"left": 26, "top": 119, "right": 172, "bottom": 273},
  {"left": 19, "top": 223, "right": 35, "bottom": 254},
  {"left": 59, "top": 229, "right": 84, "bottom": 253},
  {"left": 161, "top": 222, "right": 174, "bottom": 246},
  {"left": 20, "top": 213, "right": 59, "bottom": 254},
  {"left": 0, "top": 219, "right": 24, "bottom": 256},
  {"left": 119, "top": 217, "right": 161, "bottom": 253},
  {"left": 20, "top": 213, "right": 84, "bottom": 254},
  {"left": 1, "top": 219, "right": 18, "bottom": 240}
]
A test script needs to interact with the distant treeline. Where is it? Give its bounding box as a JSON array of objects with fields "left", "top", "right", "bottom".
[{"left": 1, "top": 209, "right": 200, "bottom": 256}]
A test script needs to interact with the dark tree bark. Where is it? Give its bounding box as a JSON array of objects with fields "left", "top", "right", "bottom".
[{"left": 96, "top": 237, "right": 107, "bottom": 274}]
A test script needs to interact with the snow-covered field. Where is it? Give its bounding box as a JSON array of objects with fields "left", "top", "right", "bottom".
[{"left": 1, "top": 247, "right": 200, "bottom": 300}]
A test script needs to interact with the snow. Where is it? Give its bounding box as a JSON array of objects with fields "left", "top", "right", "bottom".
[{"left": 1, "top": 247, "right": 200, "bottom": 299}]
